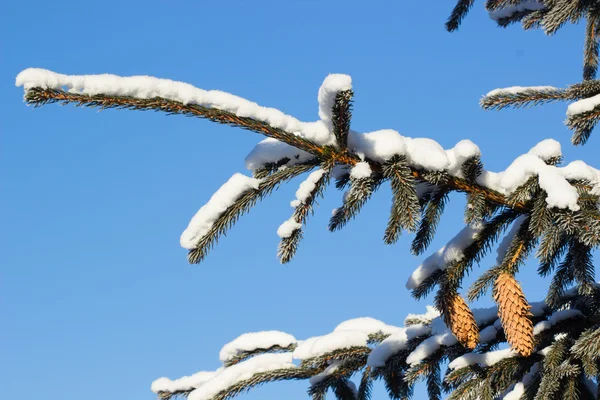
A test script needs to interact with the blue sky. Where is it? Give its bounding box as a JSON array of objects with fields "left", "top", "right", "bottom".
[{"left": 1, "top": 1, "right": 595, "bottom": 399}]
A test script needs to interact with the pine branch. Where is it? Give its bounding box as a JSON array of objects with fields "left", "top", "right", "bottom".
[{"left": 480, "top": 87, "right": 569, "bottom": 110}]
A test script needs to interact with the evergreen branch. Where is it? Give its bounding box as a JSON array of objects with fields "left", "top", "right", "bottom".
[
  {"left": 23, "top": 87, "right": 359, "bottom": 166},
  {"left": 24, "top": 88, "right": 558, "bottom": 218},
  {"left": 480, "top": 87, "right": 569, "bottom": 110},
  {"left": 584, "top": 11, "right": 600, "bottom": 81},
  {"left": 411, "top": 189, "right": 449, "bottom": 255},
  {"left": 331, "top": 90, "right": 353, "bottom": 150},
  {"left": 213, "top": 368, "right": 315, "bottom": 400},
  {"left": 446, "top": 0, "right": 475, "bottom": 32},
  {"left": 329, "top": 174, "right": 383, "bottom": 231},
  {"left": 223, "top": 344, "right": 297, "bottom": 367},
  {"left": 382, "top": 155, "right": 420, "bottom": 244},
  {"left": 357, "top": 367, "right": 373, "bottom": 400},
  {"left": 278, "top": 164, "right": 332, "bottom": 263},
  {"left": 188, "top": 162, "right": 317, "bottom": 264}
]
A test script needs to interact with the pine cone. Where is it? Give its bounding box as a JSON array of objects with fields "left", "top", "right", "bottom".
[
  {"left": 493, "top": 272, "right": 534, "bottom": 356},
  {"left": 444, "top": 293, "right": 479, "bottom": 350}
]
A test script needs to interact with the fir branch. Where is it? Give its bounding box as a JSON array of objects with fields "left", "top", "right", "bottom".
[{"left": 187, "top": 162, "right": 317, "bottom": 264}]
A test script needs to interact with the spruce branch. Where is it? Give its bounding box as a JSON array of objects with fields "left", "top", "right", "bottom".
[
  {"left": 331, "top": 90, "right": 353, "bottom": 150},
  {"left": 23, "top": 87, "right": 358, "bottom": 166},
  {"left": 446, "top": 0, "right": 475, "bottom": 32},
  {"left": 329, "top": 174, "right": 383, "bottom": 231},
  {"left": 584, "top": 12, "right": 600, "bottom": 81},
  {"left": 382, "top": 155, "right": 420, "bottom": 244},
  {"left": 187, "top": 162, "right": 317, "bottom": 264},
  {"left": 278, "top": 163, "right": 332, "bottom": 263}
]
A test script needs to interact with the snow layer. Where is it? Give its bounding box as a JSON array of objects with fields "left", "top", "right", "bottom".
[
  {"left": 309, "top": 361, "right": 342, "bottom": 385},
  {"left": 488, "top": 1, "right": 545, "bottom": 21},
  {"left": 290, "top": 169, "right": 326, "bottom": 208},
  {"left": 187, "top": 353, "right": 296, "bottom": 400},
  {"left": 317, "top": 74, "right": 352, "bottom": 123},
  {"left": 151, "top": 371, "right": 218, "bottom": 394},
  {"left": 245, "top": 138, "right": 313, "bottom": 172},
  {"left": 568, "top": 93, "right": 600, "bottom": 116},
  {"left": 180, "top": 173, "right": 259, "bottom": 249},
  {"left": 292, "top": 331, "right": 369, "bottom": 360},
  {"left": 503, "top": 363, "right": 539, "bottom": 400},
  {"left": 16, "top": 68, "right": 339, "bottom": 145},
  {"left": 448, "top": 348, "right": 517, "bottom": 370},
  {"left": 333, "top": 317, "right": 402, "bottom": 335},
  {"left": 367, "top": 325, "right": 429, "bottom": 368},
  {"left": 219, "top": 331, "right": 297, "bottom": 363},
  {"left": 404, "top": 305, "right": 441, "bottom": 325},
  {"left": 406, "top": 317, "right": 457, "bottom": 366},
  {"left": 485, "top": 86, "right": 557, "bottom": 98},
  {"left": 406, "top": 223, "right": 484, "bottom": 290},
  {"left": 527, "top": 139, "right": 561, "bottom": 161},
  {"left": 533, "top": 309, "right": 583, "bottom": 335},
  {"left": 277, "top": 218, "right": 302, "bottom": 238},
  {"left": 349, "top": 162, "right": 372, "bottom": 179}
]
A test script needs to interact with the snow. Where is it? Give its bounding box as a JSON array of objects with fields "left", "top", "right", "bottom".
[
  {"left": 406, "top": 317, "right": 457, "bottom": 366},
  {"left": 533, "top": 309, "right": 583, "bottom": 335},
  {"left": 180, "top": 173, "right": 260, "bottom": 249},
  {"left": 348, "top": 130, "right": 407, "bottom": 163},
  {"left": 18, "top": 69, "right": 600, "bottom": 218},
  {"left": 496, "top": 216, "right": 526, "bottom": 264},
  {"left": 448, "top": 348, "right": 517, "bottom": 370},
  {"left": 406, "top": 223, "right": 484, "bottom": 290},
  {"left": 333, "top": 317, "right": 402, "bottom": 335},
  {"left": 187, "top": 353, "right": 296, "bottom": 400},
  {"left": 290, "top": 169, "right": 326, "bottom": 208},
  {"left": 349, "top": 162, "right": 372, "bottom": 179},
  {"left": 16, "top": 68, "right": 335, "bottom": 145},
  {"left": 503, "top": 363, "right": 539, "bottom": 400},
  {"left": 445, "top": 140, "right": 481, "bottom": 177},
  {"left": 151, "top": 371, "right": 218, "bottom": 394},
  {"left": 245, "top": 138, "right": 313, "bottom": 172},
  {"left": 292, "top": 331, "right": 369, "bottom": 361},
  {"left": 485, "top": 86, "right": 557, "bottom": 98},
  {"left": 404, "top": 305, "right": 441, "bottom": 325},
  {"left": 219, "top": 331, "right": 297, "bottom": 363},
  {"left": 479, "top": 325, "right": 499, "bottom": 343},
  {"left": 367, "top": 325, "right": 429, "bottom": 368},
  {"left": 277, "top": 218, "right": 302, "bottom": 238},
  {"left": 567, "top": 93, "right": 600, "bottom": 116},
  {"left": 488, "top": 1, "right": 545, "bottom": 21},
  {"left": 527, "top": 139, "right": 561, "bottom": 161},
  {"left": 309, "top": 361, "right": 342, "bottom": 385},
  {"left": 317, "top": 74, "right": 352, "bottom": 123}
]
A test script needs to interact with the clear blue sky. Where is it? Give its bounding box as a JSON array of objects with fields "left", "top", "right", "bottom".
[{"left": 1, "top": 1, "right": 595, "bottom": 399}]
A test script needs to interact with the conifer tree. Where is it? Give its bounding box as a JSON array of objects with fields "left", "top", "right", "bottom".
[{"left": 15, "top": 1, "right": 600, "bottom": 399}]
